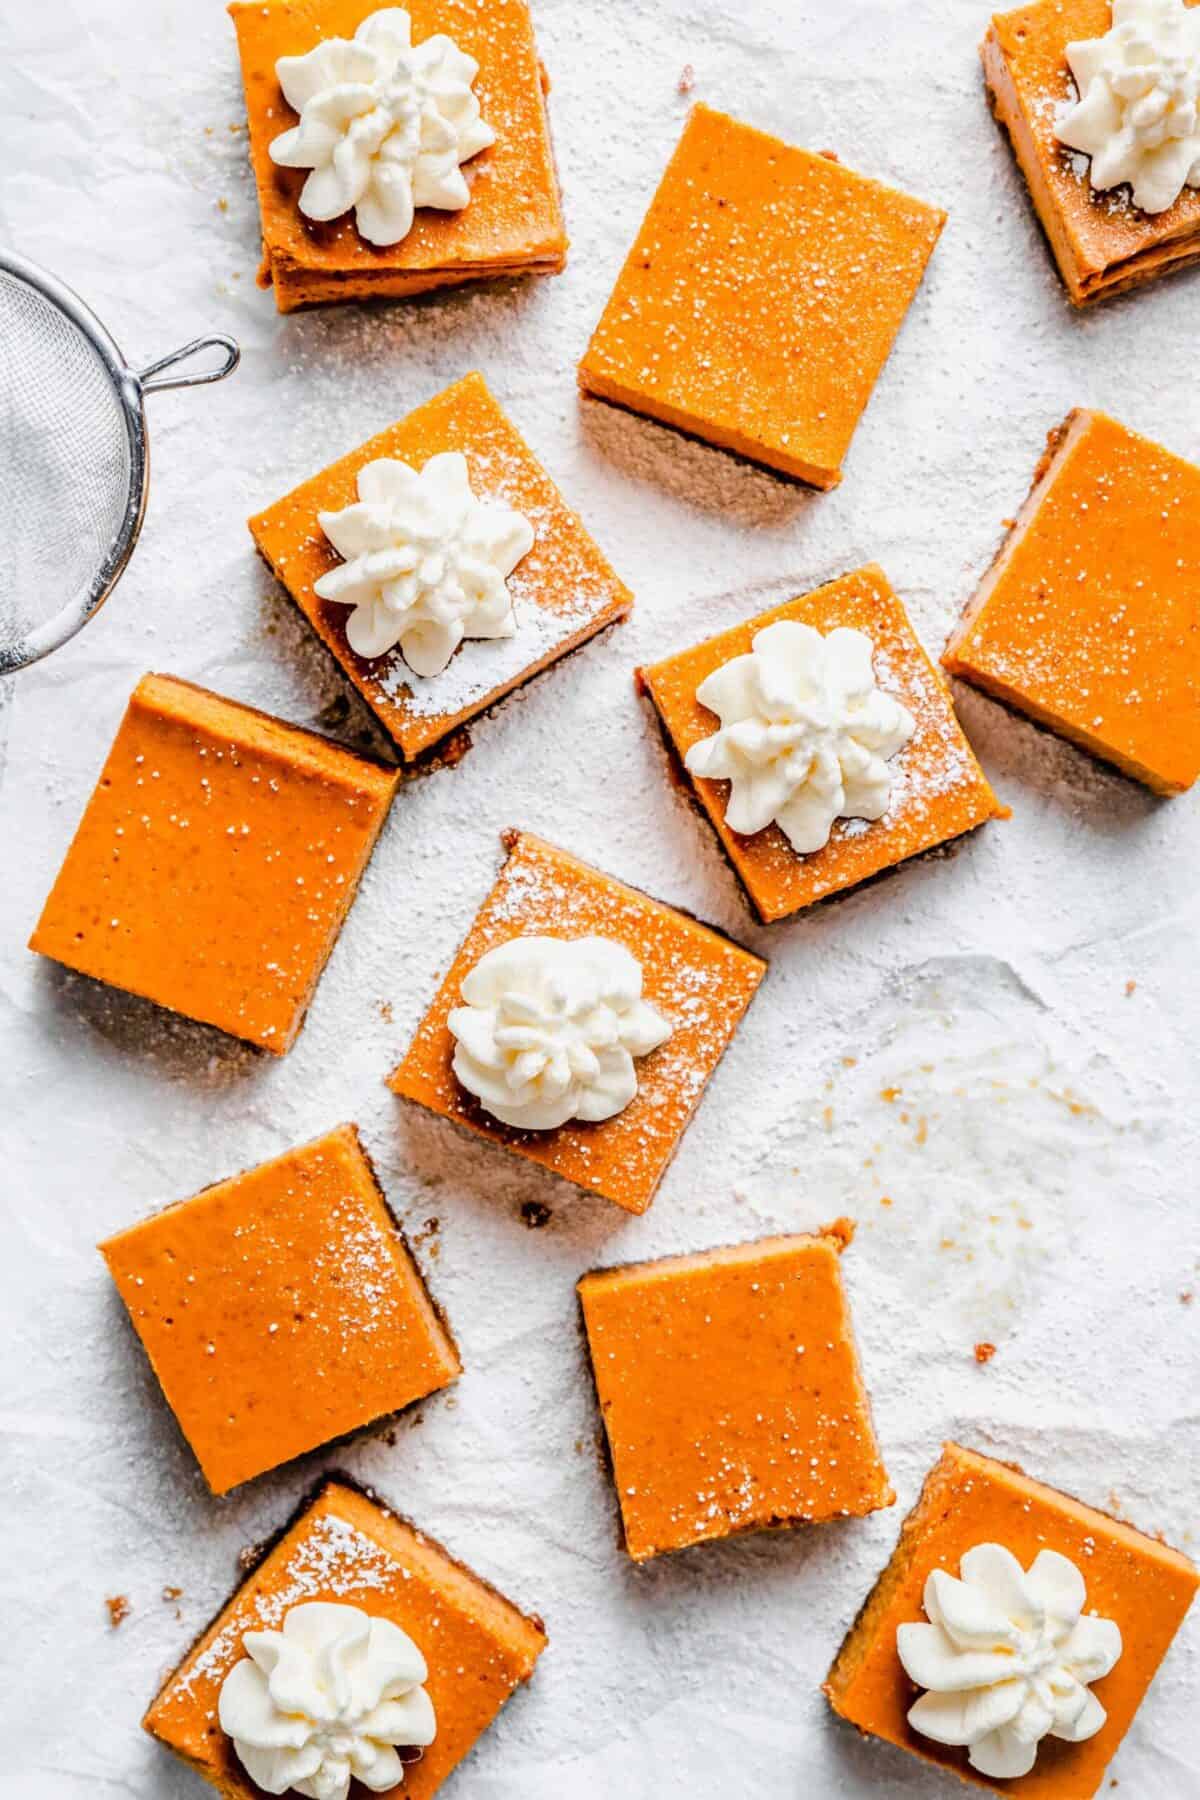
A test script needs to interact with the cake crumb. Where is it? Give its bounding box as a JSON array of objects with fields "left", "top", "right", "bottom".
[
  {"left": 377, "top": 999, "right": 394, "bottom": 1023},
  {"left": 974, "top": 1342, "right": 997, "bottom": 1364},
  {"left": 161, "top": 1584, "right": 183, "bottom": 1602},
  {"left": 677, "top": 63, "right": 695, "bottom": 94},
  {"left": 1181, "top": 1291, "right": 1194, "bottom": 1306},
  {"left": 520, "top": 1199, "right": 552, "bottom": 1230},
  {"left": 819, "top": 148, "right": 840, "bottom": 162},
  {"left": 1125, "top": 979, "right": 1137, "bottom": 996},
  {"left": 821, "top": 1216, "right": 856, "bottom": 1252},
  {"left": 105, "top": 1595, "right": 130, "bottom": 1629}
]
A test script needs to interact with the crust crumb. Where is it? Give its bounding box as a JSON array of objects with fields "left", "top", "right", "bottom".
[
  {"left": 821, "top": 1216, "right": 856, "bottom": 1253},
  {"left": 520, "top": 1199, "right": 553, "bottom": 1230},
  {"left": 105, "top": 1594, "right": 130, "bottom": 1628},
  {"left": 974, "top": 1342, "right": 997, "bottom": 1364}
]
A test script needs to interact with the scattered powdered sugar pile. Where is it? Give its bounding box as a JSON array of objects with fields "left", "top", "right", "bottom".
[{"left": 0, "top": 1, "right": 1198, "bottom": 1797}]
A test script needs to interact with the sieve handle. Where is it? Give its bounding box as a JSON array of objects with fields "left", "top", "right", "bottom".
[{"left": 137, "top": 333, "right": 240, "bottom": 395}]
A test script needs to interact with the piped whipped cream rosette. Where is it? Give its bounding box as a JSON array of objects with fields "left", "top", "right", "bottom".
[
  {"left": 448, "top": 936, "right": 673, "bottom": 1130},
  {"left": 897, "top": 1543, "right": 1123, "bottom": 1781},
  {"left": 1056, "top": 0, "right": 1200, "bottom": 214},
  {"left": 685, "top": 620, "right": 915, "bottom": 854},
  {"left": 218, "top": 1601, "right": 436, "bottom": 1798},
  {"left": 313, "top": 451, "right": 535, "bottom": 673},
  {"left": 269, "top": 6, "right": 494, "bottom": 246}
]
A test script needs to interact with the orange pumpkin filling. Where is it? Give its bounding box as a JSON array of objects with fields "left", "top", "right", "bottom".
[
  {"left": 579, "top": 1224, "right": 893, "bottom": 1561},
  {"left": 100, "top": 1124, "right": 460, "bottom": 1493}
]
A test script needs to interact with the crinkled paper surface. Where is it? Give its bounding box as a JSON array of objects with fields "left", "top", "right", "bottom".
[{"left": 0, "top": 0, "right": 1197, "bottom": 1795}]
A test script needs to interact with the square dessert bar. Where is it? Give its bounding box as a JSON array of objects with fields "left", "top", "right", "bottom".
[
  {"left": 983, "top": 0, "right": 1200, "bottom": 305},
  {"left": 388, "top": 830, "right": 765, "bottom": 1214},
  {"left": 29, "top": 674, "right": 396, "bottom": 1053},
  {"left": 144, "top": 1478, "right": 547, "bottom": 1798},
  {"left": 578, "top": 103, "right": 945, "bottom": 488},
  {"left": 249, "top": 373, "right": 632, "bottom": 760},
  {"left": 640, "top": 565, "right": 1005, "bottom": 923},
  {"left": 577, "top": 1224, "right": 893, "bottom": 1562},
  {"left": 230, "top": 0, "right": 567, "bottom": 311},
  {"left": 100, "top": 1125, "right": 460, "bottom": 1493},
  {"left": 944, "top": 410, "right": 1200, "bottom": 793},
  {"left": 826, "top": 1442, "right": 1199, "bottom": 1797}
]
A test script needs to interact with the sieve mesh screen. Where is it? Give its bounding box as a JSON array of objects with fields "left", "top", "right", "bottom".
[{"left": 0, "top": 268, "right": 133, "bottom": 657}]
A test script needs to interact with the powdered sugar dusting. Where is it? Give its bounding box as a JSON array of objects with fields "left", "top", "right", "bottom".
[
  {"left": 379, "top": 515, "right": 612, "bottom": 720},
  {"left": 173, "top": 1513, "right": 394, "bottom": 1703}
]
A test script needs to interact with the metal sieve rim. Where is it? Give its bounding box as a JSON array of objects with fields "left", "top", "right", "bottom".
[{"left": 0, "top": 248, "right": 239, "bottom": 676}]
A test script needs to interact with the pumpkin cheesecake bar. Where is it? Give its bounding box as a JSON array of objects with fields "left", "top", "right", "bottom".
[
  {"left": 578, "top": 103, "right": 945, "bottom": 488},
  {"left": 249, "top": 373, "right": 632, "bottom": 760},
  {"left": 100, "top": 1125, "right": 460, "bottom": 1493},
  {"left": 29, "top": 674, "right": 397, "bottom": 1053},
  {"left": 826, "top": 1442, "right": 1199, "bottom": 1796},
  {"left": 639, "top": 565, "right": 1005, "bottom": 923},
  {"left": 944, "top": 410, "right": 1200, "bottom": 793},
  {"left": 982, "top": 0, "right": 1200, "bottom": 305},
  {"left": 230, "top": 0, "right": 567, "bottom": 312},
  {"left": 578, "top": 1224, "right": 893, "bottom": 1562},
  {"left": 388, "top": 830, "right": 765, "bottom": 1214},
  {"left": 144, "top": 1477, "right": 547, "bottom": 1797}
]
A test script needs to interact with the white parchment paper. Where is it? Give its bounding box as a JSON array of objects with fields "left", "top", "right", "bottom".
[{"left": 1, "top": 1, "right": 1197, "bottom": 1795}]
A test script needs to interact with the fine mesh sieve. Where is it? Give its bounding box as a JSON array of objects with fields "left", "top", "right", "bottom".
[{"left": 0, "top": 248, "right": 240, "bottom": 675}]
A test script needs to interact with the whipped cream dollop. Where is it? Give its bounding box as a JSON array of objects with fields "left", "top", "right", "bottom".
[
  {"left": 684, "top": 621, "right": 915, "bottom": 855},
  {"left": 1055, "top": 0, "right": 1200, "bottom": 213},
  {"left": 218, "top": 1602, "right": 435, "bottom": 1799},
  {"left": 448, "top": 936, "right": 673, "bottom": 1130},
  {"left": 313, "top": 451, "right": 534, "bottom": 672},
  {"left": 897, "top": 1543, "right": 1123, "bottom": 1781},
  {"left": 269, "top": 7, "right": 494, "bottom": 246}
]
